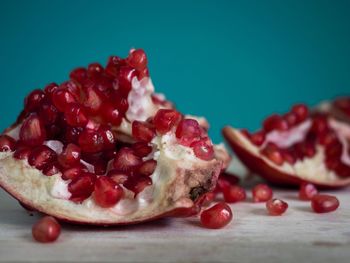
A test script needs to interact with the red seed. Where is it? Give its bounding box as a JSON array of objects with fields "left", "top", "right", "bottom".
[
  {"left": 250, "top": 130, "right": 266, "bottom": 146},
  {"left": 124, "top": 176, "right": 152, "bottom": 196},
  {"left": 13, "top": 146, "right": 31, "bottom": 160},
  {"left": 252, "top": 184, "right": 273, "bottom": 202},
  {"left": 91, "top": 159, "right": 108, "bottom": 175},
  {"left": 175, "top": 119, "right": 201, "bottom": 146},
  {"left": 28, "top": 145, "right": 57, "bottom": 170},
  {"left": 116, "top": 66, "right": 136, "bottom": 96},
  {"left": 24, "top": 89, "right": 46, "bottom": 112},
  {"left": 263, "top": 114, "right": 289, "bottom": 132},
  {"left": 105, "top": 56, "right": 122, "bottom": 77},
  {"left": 62, "top": 165, "right": 85, "bottom": 180},
  {"left": 291, "top": 104, "right": 309, "bottom": 123},
  {"left": 93, "top": 176, "right": 124, "bottom": 208},
  {"left": 137, "top": 160, "right": 157, "bottom": 176},
  {"left": 223, "top": 185, "right": 246, "bottom": 203},
  {"left": 113, "top": 147, "right": 142, "bottom": 173},
  {"left": 64, "top": 103, "right": 88, "bottom": 127},
  {"left": 283, "top": 112, "right": 298, "bottom": 127},
  {"left": 310, "top": 115, "right": 329, "bottom": 135},
  {"left": 200, "top": 202, "right": 233, "bottom": 229},
  {"left": 100, "top": 102, "right": 122, "bottom": 126},
  {"left": 43, "top": 83, "right": 59, "bottom": 98},
  {"left": 127, "top": 49, "right": 148, "bottom": 71},
  {"left": 132, "top": 121, "right": 156, "bottom": 142},
  {"left": 311, "top": 194, "right": 339, "bottom": 213},
  {"left": 153, "top": 109, "right": 182, "bottom": 134},
  {"left": 52, "top": 89, "right": 77, "bottom": 112},
  {"left": 83, "top": 86, "right": 105, "bottom": 114},
  {"left": 38, "top": 103, "right": 58, "bottom": 125},
  {"left": 201, "top": 192, "right": 216, "bottom": 206},
  {"left": 216, "top": 173, "right": 240, "bottom": 192},
  {"left": 58, "top": 143, "right": 81, "bottom": 168},
  {"left": 299, "top": 182, "right": 318, "bottom": 200},
  {"left": 0, "top": 135, "right": 16, "bottom": 152},
  {"left": 191, "top": 138, "right": 214, "bottom": 161},
  {"left": 87, "top": 63, "right": 104, "bottom": 79},
  {"left": 68, "top": 172, "right": 96, "bottom": 202},
  {"left": 32, "top": 216, "right": 61, "bottom": 243},
  {"left": 19, "top": 114, "right": 47, "bottom": 147},
  {"left": 132, "top": 142, "right": 153, "bottom": 157},
  {"left": 78, "top": 129, "right": 105, "bottom": 153},
  {"left": 70, "top": 67, "right": 87, "bottom": 83},
  {"left": 42, "top": 162, "right": 61, "bottom": 176},
  {"left": 261, "top": 143, "right": 284, "bottom": 165},
  {"left": 65, "top": 126, "right": 83, "bottom": 144},
  {"left": 266, "top": 198, "right": 288, "bottom": 215},
  {"left": 107, "top": 169, "right": 129, "bottom": 184}
]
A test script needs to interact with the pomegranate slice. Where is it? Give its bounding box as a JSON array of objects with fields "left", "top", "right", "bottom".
[
  {"left": 0, "top": 49, "right": 227, "bottom": 225},
  {"left": 223, "top": 103, "right": 350, "bottom": 188}
]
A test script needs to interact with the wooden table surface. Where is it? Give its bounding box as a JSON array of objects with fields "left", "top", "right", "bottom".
[{"left": 1, "top": 160, "right": 350, "bottom": 263}]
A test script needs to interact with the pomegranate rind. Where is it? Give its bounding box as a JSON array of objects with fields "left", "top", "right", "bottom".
[{"left": 222, "top": 126, "right": 350, "bottom": 188}]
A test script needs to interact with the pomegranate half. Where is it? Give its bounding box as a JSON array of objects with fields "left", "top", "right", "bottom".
[
  {"left": 0, "top": 49, "right": 228, "bottom": 225},
  {"left": 223, "top": 104, "right": 350, "bottom": 188}
]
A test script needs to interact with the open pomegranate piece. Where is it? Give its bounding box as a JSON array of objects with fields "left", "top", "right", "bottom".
[
  {"left": 223, "top": 104, "right": 350, "bottom": 188},
  {"left": 0, "top": 49, "right": 227, "bottom": 225},
  {"left": 317, "top": 97, "right": 350, "bottom": 124}
]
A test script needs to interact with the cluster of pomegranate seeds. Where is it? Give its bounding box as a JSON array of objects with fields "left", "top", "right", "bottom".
[
  {"left": 200, "top": 202, "right": 233, "bottom": 229},
  {"left": 32, "top": 216, "right": 61, "bottom": 243},
  {"left": 252, "top": 184, "right": 273, "bottom": 202},
  {"left": 266, "top": 198, "right": 288, "bottom": 216}
]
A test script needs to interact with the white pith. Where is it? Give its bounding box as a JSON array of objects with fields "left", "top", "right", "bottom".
[{"left": 230, "top": 118, "right": 350, "bottom": 184}]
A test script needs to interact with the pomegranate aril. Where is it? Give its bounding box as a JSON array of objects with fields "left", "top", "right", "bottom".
[
  {"left": 334, "top": 163, "right": 350, "bottom": 177},
  {"left": 0, "top": 135, "right": 16, "bottom": 152},
  {"left": 325, "top": 142, "right": 343, "bottom": 159},
  {"left": 291, "top": 104, "right": 309, "bottom": 123},
  {"left": 261, "top": 143, "right": 284, "bottom": 165},
  {"left": 295, "top": 141, "right": 316, "bottom": 158},
  {"left": 310, "top": 115, "right": 329, "bottom": 135},
  {"left": 137, "top": 160, "right": 157, "bottom": 176},
  {"left": 78, "top": 129, "right": 105, "bottom": 153},
  {"left": 93, "top": 176, "right": 124, "bottom": 208},
  {"left": 32, "top": 216, "right": 61, "bottom": 243},
  {"left": 137, "top": 67, "right": 149, "bottom": 80},
  {"left": 223, "top": 185, "right": 246, "bottom": 203},
  {"left": 282, "top": 149, "right": 297, "bottom": 164},
  {"left": 87, "top": 63, "right": 104, "bottom": 79},
  {"left": 105, "top": 56, "right": 122, "bottom": 77},
  {"left": 115, "top": 66, "right": 136, "bottom": 96},
  {"left": 113, "top": 147, "right": 142, "bottom": 173},
  {"left": 191, "top": 139, "right": 214, "bottom": 161},
  {"left": 19, "top": 114, "right": 47, "bottom": 147},
  {"left": 200, "top": 202, "right": 233, "bottom": 229},
  {"left": 99, "top": 126, "right": 116, "bottom": 150},
  {"left": 153, "top": 109, "right": 182, "bottom": 134},
  {"left": 65, "top": 126, "right": 83, "bottom": 144},
  {"left": 68, "top": 172, "right": 96, "bottom": 202},
  {"left": 132, "top": 142, "right": 153, "bottom": 157},
  {"left": 299, "top": 182, "right": 318, "bottom": 200},
  {"left": 252, "top": 184, "right": 273, "bottom": 202},
  {"left": 42, "top": 162, "right": 61, "bottom": 176},
  {"left": 124, "top": 176, "right": 152, "bottom": 196},
  {"left": 107, "top": 169, "right": 129, "bottom": 184},
  {"left": 132, "top": 121, "right": 156, "bottom": 142},
  {"left": 92, "top": 159, "right": 108, "bottom": 175},
  {"left": 58, "top": 143, "right": 81, "bottom": 168},
  {"left": 283, "top": 112, "right": 298, "bottom": 127},
  {"left": 70, "top": 67, "right": 87, "bottom": 83},
  {"left": 175, "top": 119, "right": 201, "bottom": 146},
  {"left": 28, "top": 145, "right": 57, "bottom": 170},
  {"left": 250, "top": 130, "right": 266, "bottom": 146},
  {"left": 38, "top": 103, "right": 58, "bottom": 125},
  {"left": 266, "top": 198, "right": 288, "bottom": 216},
  {"left": 13, "top": 146, "right": 31, "bottom": 160},
  {"left": 24, "top": 89, "right": 46, "bottom": 112},
  {"left": 111, "top": 93, "right": 129, "bottom": 114},
  {"left": 83, "top": 86, "right": 105, "bottom": 114},
  {"left": 52, "top": 89, "right": 77, "bottom": 112},
  {"left": 201, "top": 192, "right": 216, "bottom": 206},
  {"left": 127, "top": 49, "right": 148, "bottom": 71},
  {"left": 216, "top": 173, "right": 240, "bottom": 192},
  {"left": 44, "top": 83, "right": 59, "bottom": 98},
  {"left": 311, "top": 194, "right": 339, "bottom": 213},
  {"left": 263, "top": 114, "right": 288, "bottom": 132},
  {"left": 64, "top": 103, "right": 88, "bottom": 127},
  {"left": 318, "top": 131, "right": 338, "bottom": 146},
  {"left": 62, "top": 165, "right": 85, "bottom": 180},
  {"left": 100, "top": 103, "right": 122, "bottom": 126}
]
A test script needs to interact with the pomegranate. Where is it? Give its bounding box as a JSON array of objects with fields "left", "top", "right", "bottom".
[
  {"left": 223, "top": 103, "right": 350, "bottom": 188},
  {"left": 200, "top": 202, "right": 233, "bottom": 229},
  {"left": 299, "top": 182, "right": 318, "bottom": 200},
  {"left": 0, "top": 49, "right": 229, "bottom": 225},
  {"left": 32, "top": 216, "right": 61, "bottom": 243},
  {"left": 266, "top": 198, "right": 288, "bottom": 216},
  {"left": 311, "top": 194, "right": 340, "bottom": 213}
]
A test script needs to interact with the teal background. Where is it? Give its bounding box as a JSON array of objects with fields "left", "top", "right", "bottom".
[{"left": 1, "top": 0, "right": 349, "bottom": 143}]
